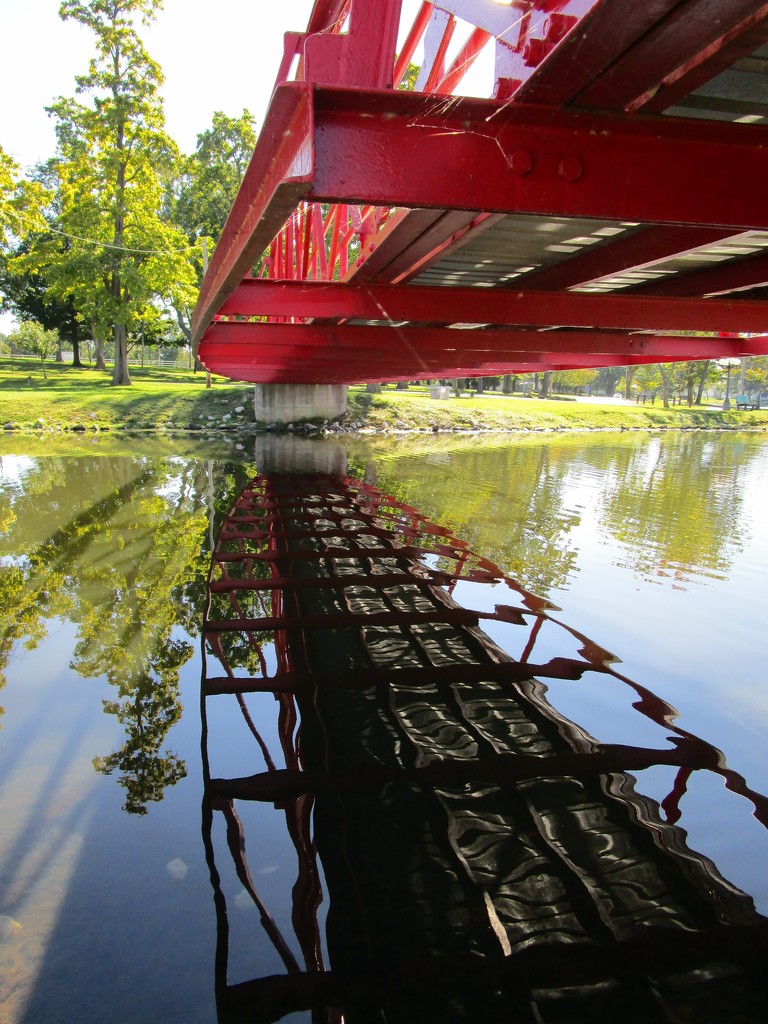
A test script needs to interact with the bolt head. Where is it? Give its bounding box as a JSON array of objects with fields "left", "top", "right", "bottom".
[
  {"left": 558, "top": 157, "right": 583, "bottom": 182},
  {"left": 507, "top": 149, "right": 533, "bottom": 175}
]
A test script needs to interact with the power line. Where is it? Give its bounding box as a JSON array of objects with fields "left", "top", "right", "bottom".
[{"left": 14, "top": 210, "right": 202, "bottom": 255}]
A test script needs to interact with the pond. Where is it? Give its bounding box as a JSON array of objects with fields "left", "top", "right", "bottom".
[{"left": 1, "top": 430, "right": 767, "bottom": 1022}]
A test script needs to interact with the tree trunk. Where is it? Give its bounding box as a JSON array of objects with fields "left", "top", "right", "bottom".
[
  {"left": 91, "top": 325, "right": 107, "bottom": 370},
  {"left": 71, "top": 338, "right": 84, "bottom": 368},
  {"left": 502, "top": 374, "right": 514, "bottom": 394},
  {"left": 658, "top": 363, "right": 671, "bottom": 408},
  {"left": 695, "top": 360, "right": 710, "bottom": 404},
  {"left": 111, "top": 322, "right": 132, "bottom": 385},
  {"left": 175, "top": 307, "right": 192, "bottom": 347},
  {"left": 624, "top": 366, "right": 635, "bottom": 400},
  {"left": 475, "top": 377, "right": 484, "bottom": 395},
  {"left": 540, "top": 371, "right": 552, "bottom": 398},
  {"left": 366, "top": 382, "right": 381, "bottom": 394}
]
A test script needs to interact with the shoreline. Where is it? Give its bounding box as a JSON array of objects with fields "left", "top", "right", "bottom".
[{"left": 2, "top": 360, "right": 767, "bottom": 439}]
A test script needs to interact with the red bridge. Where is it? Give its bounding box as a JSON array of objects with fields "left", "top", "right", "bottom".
[{"left": 193, "top": 0, "right": 768, "bottom": 390}]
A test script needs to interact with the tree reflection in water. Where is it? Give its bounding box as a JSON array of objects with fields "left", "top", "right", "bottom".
[
  {"left": 0, "top": 457, "right": 217, "bottom": 813},
  {"left": 202, "top": 468, "right": 768, "bottom": 1024}
]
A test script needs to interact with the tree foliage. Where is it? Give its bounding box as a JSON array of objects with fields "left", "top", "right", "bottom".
[
  {"left": 0, "top": 455, "right": 218, "bottom": 813},
  {"left": 8, "top": 320, "right": 60, "bottom": 377},
  {"left": 21, "top": 0, "right": 198, "bottom": 386},
  {"left": 0, "top": 146, "right": 49, "bottom": 249},
  {"left": 171, "top": 109, "right": 256, "bottom": 343}
]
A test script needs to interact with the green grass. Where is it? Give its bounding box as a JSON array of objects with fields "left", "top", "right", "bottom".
[
  {"left": 347, "top": 385, "right": 768, "bottom": 433},
  {"left": 2, "top": 357, "right": 766, "bottom": 437},
  {"left": 0, "top": 356, "right": 254, "bottom": 433}
]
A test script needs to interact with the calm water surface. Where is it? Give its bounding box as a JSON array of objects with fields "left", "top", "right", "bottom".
[{"left": 1, "top": 431, "right": 767, "bottom": 1022}]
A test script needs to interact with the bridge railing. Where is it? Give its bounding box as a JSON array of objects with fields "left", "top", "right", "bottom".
[{"left": 258, "top": 0, "right": 596, "bottom": 289}]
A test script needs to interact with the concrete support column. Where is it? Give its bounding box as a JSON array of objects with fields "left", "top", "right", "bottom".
[{"left": 253, "top": 383, "right": 347, "bottom": 425}]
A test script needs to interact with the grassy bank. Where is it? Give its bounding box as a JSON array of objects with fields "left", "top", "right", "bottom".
[
  {"left": 0, "top": 357, "right": 254, "bottom": 434},
  {"left": 2, "top": 357, "right": 767, "bottom": 436},
  {"left": 347, "top": 385, "right": 768, "bottom": 433}
]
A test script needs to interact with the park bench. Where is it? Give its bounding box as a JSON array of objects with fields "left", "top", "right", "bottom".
[{"left": 735, "top": 395, "right": 760, "bottom": 410}]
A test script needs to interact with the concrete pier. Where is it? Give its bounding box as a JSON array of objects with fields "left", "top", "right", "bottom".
[{"left": 253, "top": 383, "right": 347, "bottom": 425}]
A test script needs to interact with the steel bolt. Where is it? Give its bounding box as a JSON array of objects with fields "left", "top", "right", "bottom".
[
  {"left": 523, "top": 38, "right": 548, "bottom": 67},
  {"left": 507, "top": 149, "right": 534, "bottom": 175},
  {"left": 558, "top": 157, "right": 583, "bottom": 182}
]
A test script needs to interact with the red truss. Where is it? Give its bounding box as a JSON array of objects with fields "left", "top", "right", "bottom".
[{"left": 193, "top": 0, "right": 768, "bottom": 385}]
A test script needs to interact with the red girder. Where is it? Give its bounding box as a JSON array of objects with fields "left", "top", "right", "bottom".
[
  {"left": 630, "top": 250, "right": 768, "bottom": 299},
  {"left": 204, "top": 322, "right": 767, "bottom": 359},
  {"left": 193, "top": 86, "right": 768, "bottom": 344},
  {"left": 512, "top": 0, "right": 684, "bottom": 106},
  {"left": 194, "top": 0, "right": 768, "bottom": 386},
  {"left": 308, "top": 91, "right": 768, "bottom": 227},
  {"left": 199, "top": 324, "right": 768, "bottom": 385},
  {"left": 509, "top": 227, "right": 747, "bottom": 293},
  {"left": 218, "top": 280, "right": 768, "bottom": 335},
  {"left": 576, "top": 0, "right": 768, "bottom": 113}
]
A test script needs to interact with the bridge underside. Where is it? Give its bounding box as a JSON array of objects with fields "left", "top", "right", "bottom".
[{"left": 193, "top": 0, "right": 768, "bottom": 385}]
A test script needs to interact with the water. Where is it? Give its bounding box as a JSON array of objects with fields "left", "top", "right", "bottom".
[{"left": 1, "top": 431, "right": 768, "bottom": 1022}]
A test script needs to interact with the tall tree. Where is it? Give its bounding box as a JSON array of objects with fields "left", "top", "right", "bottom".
[
  {"left": 1, "top": 160, "right": 89, "bottom": 366},
  {"left": 172, "top": 109, "right": 257, "bottom": 345},
  {"left": 0, "top": 146, "right": 47, "bottom": 248},
  {"left": 39, "top": 0, "right": 196, "bottom": 385}
]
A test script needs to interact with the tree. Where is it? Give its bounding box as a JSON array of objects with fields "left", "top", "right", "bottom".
[
  {"left": 172, "top": 109, "right": 256, "bottom": 345},
  {"left": 0, "top": 454, "right": 218, "bottom": 813},
  {"left": 594, "top": 366, "right": 623, "bottom": 396},
  {"left": 3, "top": 160, "right": 93, "bottom": 365},
  {"left": 39, "top": 0, "right": 196, "bottom": 386},
  {"left": 633, "top": 364, "right": 663, "bottom": 401},
  {"left": 9, "top": 320, "right": 60, "bottom": 378},
  {"left": 0, "top": 146, "right": 48, "bottom": 250},
  {"left": 744, "top": 356, "right": 768, "bottom": 398},
  {"left": 1, "top": 234, "right": 90, "bottom": 367},
  {"left": 551, "top": 369, "right": 598, "bottom": 394}
]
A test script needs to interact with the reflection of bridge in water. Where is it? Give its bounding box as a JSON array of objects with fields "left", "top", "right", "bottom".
[{"left": 201, "top": 448, "right": 768, "bottom": 1023}]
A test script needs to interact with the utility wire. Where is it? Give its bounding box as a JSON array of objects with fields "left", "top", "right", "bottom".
[{"left": 13, "top": 210, "right": 201, "bottom": 255}]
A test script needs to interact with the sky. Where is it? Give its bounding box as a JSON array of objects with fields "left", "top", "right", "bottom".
[
  {"left": 1, "top": 0, "right": 321, "bottom": 167},
  {"left": 0, "top": 0, "right": 433, "bottom": 333},
  {"left": 0, "top": 0, "right": 325, "bottom": 332}
]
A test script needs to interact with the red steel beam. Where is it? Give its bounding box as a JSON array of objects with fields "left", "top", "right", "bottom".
[
  {"left": 629, "top": 250, "right": 768, "bottom": 298},
  {"left": 201, "top": 322, "right": 768, "bottom": 361},
  {"left": 196, "top": 344, "right": 740, "bottom": 386},
  {"left": 216, "top": 280, "right": 768, "bottom": 334},
  {"left": 637, "top": 6, "right": 768, "bottom": 114},
  {"left": 349, "top": 209, "right": 489, "bottom": 285},
  {"left": 193, "top": 85, "right": 768, "bottom": 344},
  {"left": 343, "top": 207, "right": 446, "bottom": 283},
  {"left": 512, "top": 0, "right": 683, "bottom": 107},
  {"left": 307, "top": 88, "right": 768, "bottom": 229},
  {"left": 192, "top": 87, "right": 313, "bottom": 347},
  {"left": 381, "top": 212, "right": 506, "bottom": 286},
  {"left": 576, "top": 0, "right": 768, "bottom": 113},
  {"left": 511, "top": 226, "right": 746, "bottom": 292}
]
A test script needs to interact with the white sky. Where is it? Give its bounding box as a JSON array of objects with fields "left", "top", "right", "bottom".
[
  {"left": 1, "top": 0, "right": 322, "bottom": 331},
  {"left": 1, "top": 0, "right": 321, "bottom": 167},
  {"left": 0, "top": 0, "right": 441, "bottom": 332}
]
